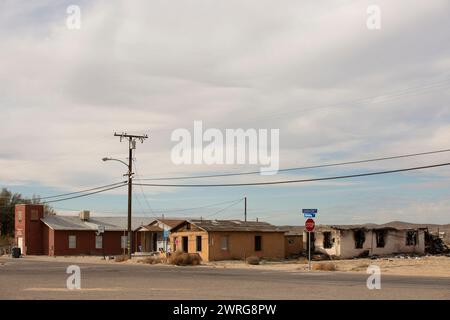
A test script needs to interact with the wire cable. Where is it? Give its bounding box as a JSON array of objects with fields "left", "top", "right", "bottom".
[
  {"left": 134, "top": 162, "right": 450, "bottom": 187},
  {"left": 42, "top": 183, "right": 127, "bottom": 204},
  {"left": 32, "top": 181, "right": 128, "bottom": 200},
  {"left": 135, "top": 148, "right": 450, "bottom": 181}
]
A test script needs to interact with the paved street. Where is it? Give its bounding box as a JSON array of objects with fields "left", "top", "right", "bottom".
[{"left": 0, "top": 257, "right": 449, "bottom": 299}]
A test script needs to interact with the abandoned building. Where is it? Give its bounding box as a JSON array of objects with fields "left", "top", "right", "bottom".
[
  {"left": 281, "top": 226, "right": 304, "bottom": 257},
  {"left": 304, "top": 222, "right": 427, "bottom": 258},
  {"left": 135, "top": 219, "right": 185, "bottom": 253},
  {"left": 14, "top": 204, "right": 154, "bottom": 256},
  {"left": 169, "top": 219, "right": 286, "bottom": 261}
]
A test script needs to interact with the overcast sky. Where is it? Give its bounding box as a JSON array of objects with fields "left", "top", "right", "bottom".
[{"left": 1, "top": 0, "right": 450, "bottom": 225}]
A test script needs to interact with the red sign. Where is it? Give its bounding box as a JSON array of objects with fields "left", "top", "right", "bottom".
[{"left": 305, "top": 218, "right": 315, "bottom": 232}]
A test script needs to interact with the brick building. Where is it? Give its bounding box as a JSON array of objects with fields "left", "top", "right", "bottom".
[{"left": 14, "top": 204, "right": 154, "bottom": 256}]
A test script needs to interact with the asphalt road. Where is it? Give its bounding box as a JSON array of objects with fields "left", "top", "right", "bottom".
[{"left": 0, "top": 257, "right": 449, "bottom": 299}]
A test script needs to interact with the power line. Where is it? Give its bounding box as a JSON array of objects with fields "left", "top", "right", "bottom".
[
  {"left": 204, "top": 198, "right": 244, "bottom": 218},
  {"left": 134, "top": 162, "right": 450, "bottom": 187},
  {"left": 42, "top": 184, "right": 127, "bottom": 204},
  {"left": 135, "top": 148, "right": 450, "bottom": 181},
  {"left": 14, "top": 181, "right": 128, "bottom": 200},
  {"left": 132, "top": 158, "right": 156, "bottom": 216}
]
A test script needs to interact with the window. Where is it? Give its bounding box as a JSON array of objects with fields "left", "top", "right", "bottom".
[
  {"left": 406, "top": 230, "right": 418, "bottom": 246},
  {"left": 354, "top": 230, "right": 365, "bottom": 249},
  {"left": 220, "top": 236, "right": 229, "bottom": 251},
  {"left": 30, "top": 209, "right": 39, "bottom": 221},
  {"left": 288, "top": 238, "right": 295, "bottom": 245},
  {"left": 121, "top": 235, "right": 128, "bottom": 249},
  {"left": 17, "top": 210, "right": 22, "bottom": 222},
  {"left": 323, "top": 232, "right": 332, "bottom": 249},
  {"left": 196, "top": 236, "right": 202, "bottom": 252},
  {"left": 376, "top": 230, "right": 386, "bottom": 248},
  {"left": 95, "top": 235, "right": 103, "bottom": 249},
  {"left": 69, "top": 235, "right": 76, "bottom": 249},
  {"left": 182, "top": 236, "right": 188, "bottom": 252},
  {"left": 173, "top": 237, "right": 177, "bottom": 251},
  {"left": 254, "top": 236, "right": 262, "bottom": 251}
]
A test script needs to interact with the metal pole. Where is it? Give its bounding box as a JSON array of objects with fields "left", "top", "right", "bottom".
[
  {"left": 127, "top": 140, "right": 133, "bottom": 259},
  {"left": 308, "top": 231, "right": 311, "bottom": 271}
]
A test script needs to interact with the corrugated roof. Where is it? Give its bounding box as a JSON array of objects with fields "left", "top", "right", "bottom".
[
  {"left": 138, "top": 225, "right": 164, "bottom": 232},
  {"left": 187, "top": 219, "right": 284, "bottom": 232},
  {"left": 41, "top": 216, "right": 155, "bottom": 231}
]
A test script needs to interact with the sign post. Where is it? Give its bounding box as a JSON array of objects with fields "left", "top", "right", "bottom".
[{"left": 303, "top": 213, "right": 316, "bottom": 271}]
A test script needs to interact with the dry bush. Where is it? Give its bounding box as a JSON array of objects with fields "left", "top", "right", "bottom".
[
  {"left": 168, "top": 251, "right": 202, "bottom": 266},
  {"left": 312, "top": 263, "right": 337, "bottom": 271},
  {"left": 297, "top": 257, "right": 309, "bottom": 264},
  {"left": 246, "top": 256, "right": 260, "bottom": 265},
  {"left": 138, "top": 256, "right": 164, "bottom": 264},
  {"left": 115, "top": 255, "right": 129, "bottom": 263}
]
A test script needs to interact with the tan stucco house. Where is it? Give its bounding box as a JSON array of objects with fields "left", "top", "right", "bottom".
[{"left": 169, "top": 219, "right": 286, "bottom": 261}]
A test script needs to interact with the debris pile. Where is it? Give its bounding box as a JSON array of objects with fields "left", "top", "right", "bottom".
[{"left": 425, "top": 232, "right": 450, "bottom": 254}]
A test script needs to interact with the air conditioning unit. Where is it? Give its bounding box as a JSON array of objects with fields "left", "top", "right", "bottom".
[{"left": 79, "top": 210, "right": 90, "bottom": 221}]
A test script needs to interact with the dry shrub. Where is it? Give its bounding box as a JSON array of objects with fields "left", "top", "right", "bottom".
[
  {"left": 115, "top": 255, "right": 129, "bottom": 263},
  {"left": 138, "top": 256, "right": 164, "bottom": 264},
  {"left": 246, "top": 256, "right": 260, "bottom": 265},
  {"left": 169, "top": 251, "right": 202, "bottom": 266},
  {"left": 297, "top": 257, "right": 309, "bottom": 264},
  {"left": 312, "top": 263, "right": 337, "bottom": 271}
]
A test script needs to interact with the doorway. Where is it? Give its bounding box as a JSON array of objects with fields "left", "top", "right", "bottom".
[{"left": 182, "top": 236, "right": 188, "bottom": 252}]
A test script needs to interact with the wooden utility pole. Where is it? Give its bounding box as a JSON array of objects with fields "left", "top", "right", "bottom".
[
  {"left": 114, "top": 132, "right": 148, "bottom": 258},
  {"left": 244, "top": 196, "right": 247, "bottom": 222}
]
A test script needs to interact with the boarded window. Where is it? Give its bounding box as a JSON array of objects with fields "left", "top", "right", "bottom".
[
  {"left": 95, "top": 235, "right": 103, "bottom": 249},
  {"left": 220, "top": 236, "right": 229, "bottom": 251},
  {"left": 17, "top": 210, "right": 22, "bottom": 222},
  {"left": 30, "top": 210, "right": 39, "bottom": 221},
  {"left": 121, "top": 235, "right": 128, "bottom": 249},
  {"left": 69, "top": 235, "right": 76, "bottom": 249},
  {"left": 406, "top": 230, "right": 418, "bottom": 246},
  {"left": 254, "top": 236, "right": 262, "bottom": 251},
  {"left": 376, "top": 230, "right": 386, "bottom": 248},
  {"left": 323, "top": 232, "right": 332, "bottom": 249},
  {"left": 354, "top": 230, "right": 365, "bottom": 249},
  {"left": 196, "top": 236, "right": 202, "bottom": 252}
]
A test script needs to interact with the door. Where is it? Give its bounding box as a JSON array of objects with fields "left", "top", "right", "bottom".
[
  {"left": 17, "top": 237, "right": 23, "bottom": 254},
  {"left": 152, "top": 233, "right": 157, "bottom": 251},
  {"left": 182, "top": 236, "right": 188, "bottom": 253}
]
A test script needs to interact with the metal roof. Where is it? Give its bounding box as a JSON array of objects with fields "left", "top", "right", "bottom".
[
  {"left": 185, "top": 219, "right": 285, "bottom": 232},
  {"left": 41, "top": 216, "right": 155, "bottom": 231}
]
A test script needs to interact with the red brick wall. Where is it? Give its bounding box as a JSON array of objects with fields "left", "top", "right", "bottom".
[
  {"left": 51, "top": 230, "right": 126, "bottom": 256},
  {"left": 14, "top": 204, "right": 44, "bottom": 255}
]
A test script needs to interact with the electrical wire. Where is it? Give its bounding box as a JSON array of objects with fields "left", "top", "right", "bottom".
[
  {"left": 135, "top": 148, "right": 450, "bottom": 181},
  {"left": 204, "top": 198, "right": 244, "bottom": 218},
  {"left": 42, "top": 183, "right": 127, "bottom": 204},
  {"left": 134, "top": 162, "right": 450, "bottom": 187}
]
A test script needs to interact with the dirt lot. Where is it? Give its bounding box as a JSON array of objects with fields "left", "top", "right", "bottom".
[{"left": 207, "top": 255, "right": 450, "bottom": 277}]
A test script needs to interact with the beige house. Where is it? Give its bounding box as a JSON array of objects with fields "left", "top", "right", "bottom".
[
  {"left": 305, "top": 222, "right": 427, "bottom": 259},
  {"left": 169, "top": 219, "right": 285, "bottom": 261}
]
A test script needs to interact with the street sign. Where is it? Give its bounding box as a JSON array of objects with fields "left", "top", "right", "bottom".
[
  {"left": 163, "top": 230, "right": 169, "bottom": 239},
  {"left": 303, "top": 213, "right": 316, "bottom": 218},
  {"left": 305, "top": 218, "right": 315, "bottom": 232},
  {"left": 302, "top": 209, "right": 317, "bottom": 214},
  {"left": 97, "top": 225, "right": 105, "bottom": 234}
]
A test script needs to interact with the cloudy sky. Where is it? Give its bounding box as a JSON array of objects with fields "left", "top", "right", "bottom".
[{"left": 1, "top": 0, "right": 450, "bottom": 225}]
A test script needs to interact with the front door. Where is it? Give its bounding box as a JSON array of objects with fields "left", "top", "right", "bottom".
[
  {"left": 17, "top": 237, "right": 23, "bottom": 254},
  {"left": 182, "top": 236, "right": 188, "bottom": 253},
  {"left": 152, "top": 233, "right": 158, "bottom": 251}
]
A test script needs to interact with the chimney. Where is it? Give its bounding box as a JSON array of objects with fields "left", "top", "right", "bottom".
[{"left": 79, "top": 210, "right": 90, "bottom": 221}]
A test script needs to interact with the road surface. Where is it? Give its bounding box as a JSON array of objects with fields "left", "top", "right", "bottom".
[{"left": 0, "top": 257, "right": 448, "bottom": 299}]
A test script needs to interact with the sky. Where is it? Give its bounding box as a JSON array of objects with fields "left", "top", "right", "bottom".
[{"left": 1, "top": 0, "right": 450, "bottom": 225}]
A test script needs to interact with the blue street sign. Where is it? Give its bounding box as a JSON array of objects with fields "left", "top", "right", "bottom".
[
  {"left": 303, "top": 213, "right": 316, "bottom": 218},
  {"left": 302, "top": 209, "right": 318, "bottom": 214},
  {"left": 163, "top": 230, "right": 169, "bottom": 239}
]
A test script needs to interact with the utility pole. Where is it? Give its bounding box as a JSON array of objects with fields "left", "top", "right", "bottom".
[
  {"left": 244, "top": 196, "right": 247, "bottom": 222},
  {"left": 114, "top": 132, "right": 148, "bottom": 258}
]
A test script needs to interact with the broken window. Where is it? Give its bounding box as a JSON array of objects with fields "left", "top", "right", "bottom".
[
  {"left": 406, "top": 230, "right": 418, "bottom": 246},
  {"left": 196, "top": 236, "right": 202, "bottom": 252},
  {"left": 323, "top": 232, "right": 332, "bottom": 249},
  {"left": 375, "top": 230, "right": 386, "bottom": 248},
  {"left": 220, "top": 236, "right": 229, "bottom": 251},
  {"left": 354, "top": 229, "right": 365, "bottom": 249}
]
